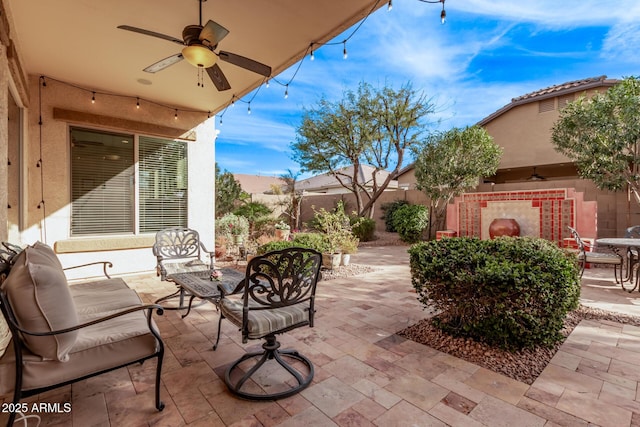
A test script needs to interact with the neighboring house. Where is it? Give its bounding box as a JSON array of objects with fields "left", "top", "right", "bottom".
[
  {"left": 234, "top": 174, "right": 285, "bottom": 195},
  {"left": 296, "top": 164, "right": 399, "bottom": 194},
  {"left": 396, "top": 75, "right": 635, "bottom": 238},
  {"left": 0, "top": 0, "right": 385, "bottom": 276}
]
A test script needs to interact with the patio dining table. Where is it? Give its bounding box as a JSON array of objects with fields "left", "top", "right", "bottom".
[{"left": 595, "top": 238, "right": 640, "bottom": 291}]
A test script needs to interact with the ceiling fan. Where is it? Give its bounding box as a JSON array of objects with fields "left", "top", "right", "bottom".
[
  {"left": 527, "top": 167, "right": 546, "bottom": 181},
  {"left": 117, "top": 0, "right": 271, "bottom": 91}
]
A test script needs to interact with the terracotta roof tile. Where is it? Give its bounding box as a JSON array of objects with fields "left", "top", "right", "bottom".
[{"left": 511, "top": 75, "right": 608, "bottom": 102}]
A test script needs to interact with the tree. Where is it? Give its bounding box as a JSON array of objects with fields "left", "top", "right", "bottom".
[
  {"left": 551, "top": 76, "right": 640, "bottom": 205},
  {"left": 413, "top": 126, "right": 502, "bottom": 239},
  {"left": 278, "top": 169, "right": 304, "bottom": 230},
  {"left": 215, "top": 163, "right": 243, "bottom": 217},
  {"left": 291, "top": 82, "right": 436, "bottom": 218}
]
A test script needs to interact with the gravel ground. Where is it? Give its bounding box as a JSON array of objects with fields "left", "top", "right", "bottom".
[{"left": 398, "top": 305, "right": 640, "bottom": 385}]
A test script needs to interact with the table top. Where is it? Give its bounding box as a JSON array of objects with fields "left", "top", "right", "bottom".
[
  {"left": 168, "top": 268, "right": 245, "bottom": 298},
  {"left": 596, "top": 238, "right": 640, "bottom": 247}
]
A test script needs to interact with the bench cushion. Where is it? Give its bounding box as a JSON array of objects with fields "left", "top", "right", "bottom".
[{"left": 1, "top": 242, "right": 79, "bottom": 361}]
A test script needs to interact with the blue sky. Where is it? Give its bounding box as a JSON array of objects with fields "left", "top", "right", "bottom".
[{"left": 214, "top": 0, "right": 640, "bottom": 178}]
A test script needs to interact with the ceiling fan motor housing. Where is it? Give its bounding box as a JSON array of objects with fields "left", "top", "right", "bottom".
[{"left": 182, "top": 25, "right": 206, "bottom": 46}]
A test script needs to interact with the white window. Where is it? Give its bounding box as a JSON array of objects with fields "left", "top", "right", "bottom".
[{"left": 70, "top": 127, "right": 188, "bottom": 236}]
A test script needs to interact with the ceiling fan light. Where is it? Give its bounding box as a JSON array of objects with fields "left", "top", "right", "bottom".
[{"left": 182, "top": 45, "right": 216, "bottom": 68}]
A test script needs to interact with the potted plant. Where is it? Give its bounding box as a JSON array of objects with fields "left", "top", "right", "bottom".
[
  {"left": 339, "top": 234, "right": 359, "bottom": 266},
  {"left": 214, "top": 236, "right": 228, "bottom": 259},
  {"left": 274, "top": 221, "right": 291, "bottom": 241},
  {"left": 215, "top": 213, "right": 249, "bottom": 246}
]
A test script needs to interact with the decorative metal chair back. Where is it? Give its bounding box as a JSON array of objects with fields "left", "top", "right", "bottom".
[
  {"left": 153, "top": 227, "right": 203, "bottom": 261},
  {"left": 567, "top": 226, "right": 587, "bottom": 253},
  {"left": 625, "top": 226, "right": 640, "bottom": 238},
  {"left": 241, "top": 248, "right": 322, "bottom": 337},
  {"left": 0, "top": 242, "right": 23, "bottom": 285}
]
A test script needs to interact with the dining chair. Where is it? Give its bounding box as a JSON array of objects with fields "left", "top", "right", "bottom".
[
  {"left": 568, "top": 226, "right": 623, "bottom": 281},
  {"left": 215, "top": 247, "right": 322, "bottom": 400}
]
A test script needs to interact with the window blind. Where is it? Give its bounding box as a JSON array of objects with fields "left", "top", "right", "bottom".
[
  {"left": 139, "top": 136, "right": 188, "bottom": 233},
  {"left": 70, "top": 128, "right": 134, "bottom": 235}
]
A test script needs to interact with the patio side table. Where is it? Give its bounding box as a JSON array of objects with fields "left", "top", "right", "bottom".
[{"left": 167, "top": 268, "right": 245, "bottom": 318}]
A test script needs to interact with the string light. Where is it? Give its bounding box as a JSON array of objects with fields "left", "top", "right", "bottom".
[
  {"left": 136, "top": 97, "right": 140, "bottom": 109},
  {"left": 174, "top": 109, "right": 178, "bottom": 120},
  {"left": 217, "top": 0, "right": 446, "bottom": 118},
  {"left": 91, "top": 92, "right": 95, "bottom": 104},
  {"left": 418, "top": 0, "right": 447, "bottom": 24}
]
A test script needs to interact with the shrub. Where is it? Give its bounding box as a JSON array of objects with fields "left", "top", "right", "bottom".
[
  {"left": 215, "top": 213, "right": 250, "bottom": 242},
  {"left": 392, "top": 204, "right": 428, "bottom": 243},
  {"left": 350, "top": 216, "right": 375, "bottom": 242},
  {"left": 256, "top": 240, "right": 296, "bottom": 255},
  {"left": 409, "top": 237, "right": 580, "bottom": 349},
  {"left": 257, "top": 232, "right": 332, "bottom": 255},
  {"left": 381, "top": 200, "right": 408, "bottom": 232},
  {"left": 291, "top": 232, "right": 331, "bottom": 253}
]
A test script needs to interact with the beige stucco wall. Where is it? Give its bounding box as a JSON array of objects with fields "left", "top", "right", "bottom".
[
  {"left": 0, "top": 44, "right": 7, "bottom": 243},
  {"left": 299, "top": 180, "right": 639, "bottom": 240},
  {"left": 486, "top": 89, "right": 602, "bottom": 170},
  {"left": 9, "top": 75, "right": 216, "bottom": 277}
]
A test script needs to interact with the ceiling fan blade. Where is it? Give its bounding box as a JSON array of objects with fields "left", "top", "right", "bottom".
[
  {"left": 219, "top": 51, "right": 271, "bottom": 77},
  {"left": 143, "top": 53, "right": 184, "bottom": 73},
  {"left": 206, "top": 64, "right": 231, "bottom": 91},
  {"left": 117, "top": 25, "right": 184, "bottom": 46},
  {"left": 199, "top": 20, "right": 229, "bottom": 48}
]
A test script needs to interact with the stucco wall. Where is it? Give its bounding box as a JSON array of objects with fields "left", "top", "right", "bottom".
[
  {"left": 298, "top": 179, "right": 640, "bottom": 241},
  {"left": 13, "top": 75, "right": 216, "bottom": 277}
]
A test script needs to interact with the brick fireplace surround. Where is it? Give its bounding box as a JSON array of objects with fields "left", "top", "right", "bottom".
[{"left": 444, "top": 188, "right": 597, "bottom": 246}]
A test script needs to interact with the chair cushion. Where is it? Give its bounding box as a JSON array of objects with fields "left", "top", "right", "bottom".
[
  {"left": 164, "top": 259, "right": 208, "bottom": 277},
  {"left": 582, "top": 252, "right": 622, "bottom": 265},
  {"left": 1, "top": 242, "right": 79, "bottom": 361},
  {"left": 220, "top": 298, "right": 310, "bottom": 340},
  {"left": 0, "top": 316, "right": 10, "bottom": 359}
]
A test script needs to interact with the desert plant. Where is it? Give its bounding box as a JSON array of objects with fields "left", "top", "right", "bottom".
[
  {"left": 350, "top": 216, "right": 375, "bottom": 242},
  {"left": 215, "top": 213, "right": 250, "bottom": 242},
  {"left": 381, "top": 200, "right": 409, "bottom": 232},
  {"left": 339, "top": 233, "right": 359, "bottom": 254},
  {"left": 274, "top": 221, "right": 290, "bottom": 230},
  {"left": 233, "top": 202, "right": 272, "bottom": 237},
  {"left": 409, "top": 237, "right": 580, "bottom": 350},
  {"left": 256, "top": 240, "right": 296, "bottom": 255},
  {"left": 291, "top": 232, "right": 332, "bottom": 253},
  {"left": 392, "top": 204, "right": 428, "bottom": 243}
]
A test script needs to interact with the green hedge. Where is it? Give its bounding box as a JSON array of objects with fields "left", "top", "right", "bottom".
[
  {"left": 392, "top": 204, "right": 428, "bottom": 243},
  {"left": 409, "top": 237, "right": 580, "bottom": 349},
  {"left": 350, "top": 217, "right": 375, "bottom": 242},
  {"left": 256, "top": 232, "right": 330, "bottom": 255},
  {"left": 381, "top": 200, "right": 409, "bottom": 232}
]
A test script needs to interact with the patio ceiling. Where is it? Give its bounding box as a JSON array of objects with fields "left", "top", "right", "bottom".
[{"left": 6, "top": 0, "right": 383, "bottom": 114}]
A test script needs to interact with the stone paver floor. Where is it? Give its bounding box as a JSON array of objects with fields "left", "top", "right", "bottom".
[{"left": 2, "top": 246, "right": 640, "bottom": 426}]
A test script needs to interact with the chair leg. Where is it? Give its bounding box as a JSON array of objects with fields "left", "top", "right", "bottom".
[
  {"left": 155, "top": 351, "right": 165, "bottom": 411},
  {"left": 224, "top": 335, "right": 314, "bottom": 400},
  {"left": 213, "top": 313, "right": 224, "bottom": 350}
]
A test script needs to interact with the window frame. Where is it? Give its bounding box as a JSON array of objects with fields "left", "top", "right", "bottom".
[{"left": 69, "top": 125, "right": 189, "bottom": 237}]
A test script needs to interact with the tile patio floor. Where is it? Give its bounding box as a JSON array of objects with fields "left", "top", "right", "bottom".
[{"left": 3, "top": 246, "right": 640, "bottom": 426}]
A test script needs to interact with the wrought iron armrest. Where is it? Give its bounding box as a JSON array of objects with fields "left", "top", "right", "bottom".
[
  {"left": 63, "top": 261, "right": 113, "bottom": 279},
  {"left": 217, "top": 280, "right": 245, "bottom": 297},
  {"left": 7, "top": 304, "right": 164, "bottom": 337},
  {"left": 199, "top": 242, "right": 215, "bottom": 268}
]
